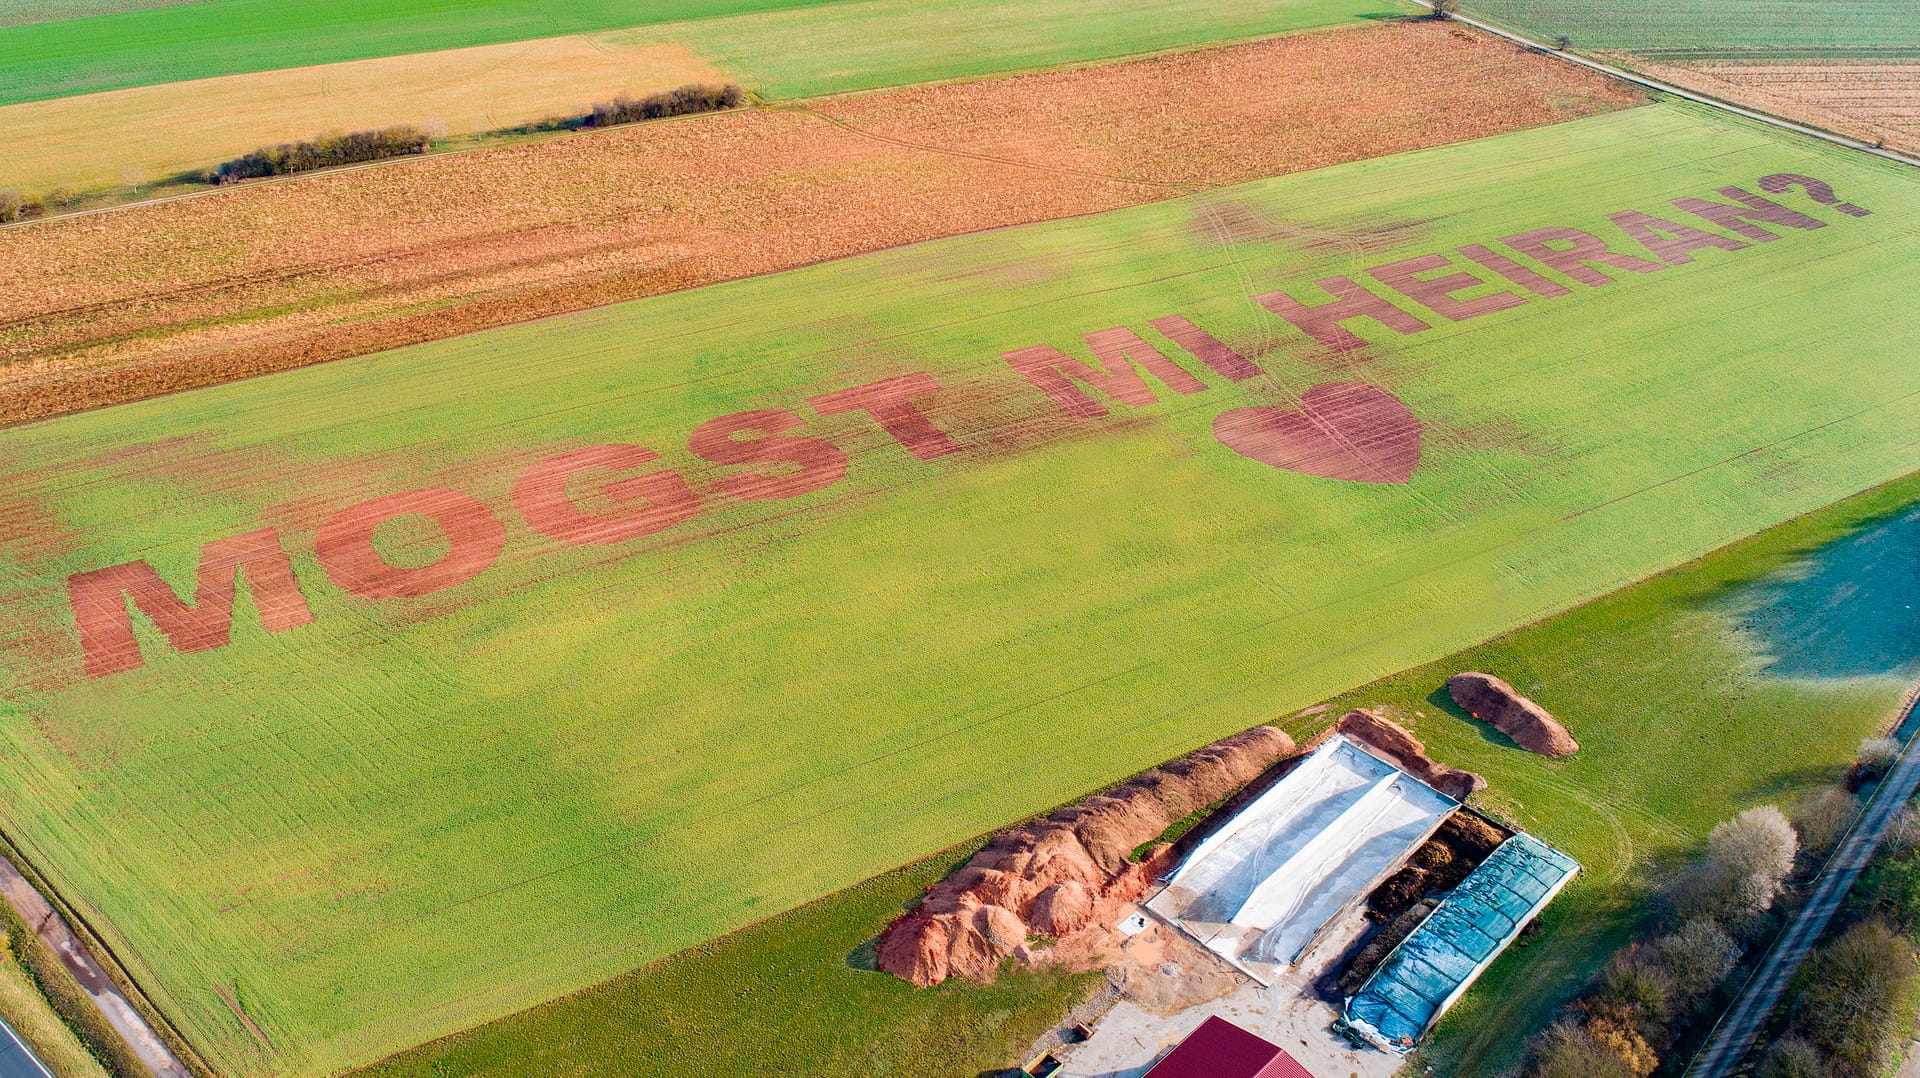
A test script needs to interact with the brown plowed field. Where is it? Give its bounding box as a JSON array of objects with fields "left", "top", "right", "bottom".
[
  {"left": 1625, "top": 56, "right": 1920, "bottom": 156},
  {"left": 0, "top": 21, "right": 1642, "bottom": 423}
]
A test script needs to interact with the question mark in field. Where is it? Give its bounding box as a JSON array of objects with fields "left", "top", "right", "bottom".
[{"left": 1758, "top": 174, "right": 1871, "bottom": 218}]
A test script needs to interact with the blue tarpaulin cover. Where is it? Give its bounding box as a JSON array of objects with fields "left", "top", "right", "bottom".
[{"left": 1343, "top": 832, "right": 1579, "bottom": 1052}]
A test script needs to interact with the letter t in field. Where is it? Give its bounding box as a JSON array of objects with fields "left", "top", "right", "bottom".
[{"left": 68, "top": 528, "right": 313, "bottom": 677}]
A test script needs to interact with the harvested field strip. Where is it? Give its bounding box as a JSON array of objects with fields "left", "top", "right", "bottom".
[
  {"left": 1461, "top": 0, "right": 1920, "bottom": 52},
  {"left": 0, "top": 36, "right": 724, "bottom": 194},
  {"left": 1617, "top": 57, "right": 1920, "bottom": 156},
  {"left": 0, "top": 22, "right": 1642, "bottom": 423},
  {"left": 1, "top": 102, "right": 1918, "bottom": 1075},
  {"left": 0, "top": 0, "right": 1395, "bottom": 107}
]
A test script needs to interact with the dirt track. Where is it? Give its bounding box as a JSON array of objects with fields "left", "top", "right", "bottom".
[{"left": 0, "top": 22, "right": 1642, "bottom": 424}]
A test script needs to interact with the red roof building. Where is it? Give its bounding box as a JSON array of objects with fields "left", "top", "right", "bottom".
[{"left": 1143, "top": 1016, "right": 1316, "bottom": 1078}]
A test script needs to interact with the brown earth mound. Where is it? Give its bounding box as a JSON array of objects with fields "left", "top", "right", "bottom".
[
  {"left": 0, "top": 22, "right": 1643, "bottom": 423},
  {"left": 1336, "top": 709, "right": 1485, "bottom": 801},
  {"left": 876, "top": 725, "right": 1296, "bottom": 986},
  {"left": 1447, "top": 672, "right": 1578, "bottom": 757}
]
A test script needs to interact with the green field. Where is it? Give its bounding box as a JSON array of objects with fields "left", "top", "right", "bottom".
[
  {"left": 617, "top": 0, "right": 1397, "bottom": 101},
  {"left": 0, "top": 0, "right": 209, "bottom": 30},
  {"left": 0, "top": 0, "right": 1397, "bottom": 107},
  {"left": 364, "top": 473, "right": 1920, "bottom": 1078},
  {"left": 360, "top": 846, "right": 1100, "bottom": 1077},
  {"left": 1464, "top": 0, "right": 1920, "bottom": 56},
  {"left": 1, "top": 102, "right": 1918, "bottom": 1076}
]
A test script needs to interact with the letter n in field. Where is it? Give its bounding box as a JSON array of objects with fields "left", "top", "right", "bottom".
[{"left": 68, "top": 529, "right": 313, "bottom": 677}]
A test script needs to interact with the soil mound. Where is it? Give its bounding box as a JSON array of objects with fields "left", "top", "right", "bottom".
[
  {"left": 875, "top": 725, "right": 1297, "bottom": 985},
  {"left": 1336, "top": 709, "right": 1485, "bottom": 801},
  {"left": 1446, "top": 672, "right": 1578, "bottom": 756}
]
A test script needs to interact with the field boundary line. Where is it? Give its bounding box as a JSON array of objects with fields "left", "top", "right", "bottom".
[{"left": 1415, "top": 5, "right": 1920, "bottom": 169}]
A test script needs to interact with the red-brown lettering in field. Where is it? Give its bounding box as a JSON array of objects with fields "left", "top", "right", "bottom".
[
  {"left": 687, "top": 411, "right": 847, "bottom": 500},
  {"left": 1455, "top": 244, "right": 1572, "bottom": 298},
  {"left": 1368, "top": 253, "right": 1527, "bottom": 321},
  {"left": 1759, "top": 174, "right": 1871, "bottom": 218},
  {"left": 1673, "top": 187, "right": 1825, "bottom": 241},
  {"left": 316, "top": 488, "right": 506, "bottom": 598},
  {"left": 1003, "top": 328, "right": 1208, "bottom": 419},
  {"left": 807, "top": 374, "right": 961, "bottom": 460},
  {"left": 1498, "top": 227, "right": 1664, "bottom": 287},
  {"left": 1147, "top": 316, "right": 1262, "bottom": 381},
  {"left": 68, "top": 528, "right": 312, "bottom": 676},
  {"left": 1607, "top": 210, "right": 1748, "bottom": 265},
  {"left": 515, "top": 445, "right": 701, "bottom": 542},
  {"left": 1253, "top": 277, "right": 1430, "bottom": 352}
]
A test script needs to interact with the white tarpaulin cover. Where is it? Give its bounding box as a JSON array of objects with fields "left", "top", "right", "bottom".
[{"left": 1147, "top": 734, "right": 1455, "bottom": 983}]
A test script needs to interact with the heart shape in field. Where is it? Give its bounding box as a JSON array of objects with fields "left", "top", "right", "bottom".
[{"left": 1213, "top": 382, "right": 1421, "bottom": 484}]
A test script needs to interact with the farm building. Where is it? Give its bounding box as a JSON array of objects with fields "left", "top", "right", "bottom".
[
  {"left": 1146, "top": 735, "right": 1456, "bottom": 982},
  {"left": 1343, "top": 833, "right": 1581, "bottom": 1053},
  {"left": 1142, "top": 1016, "right": 1316, "bottom": 1078}
]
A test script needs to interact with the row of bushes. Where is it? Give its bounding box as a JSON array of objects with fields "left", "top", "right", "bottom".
[
  {"left": 1530, "top": 802, "right": 1800, "bottom": 1077},
  {"left": 1755, "top": 798, "right": 1920, "bottom": 1077},
  {"left": 585, "top": 82, "right": 745, "bottom": 128},
  {"left": 1528, "top": 735, "right": 1902, "bottom": 1077},
  {"left": 212, "top": 124, "right": 432, "bottom": 183}
]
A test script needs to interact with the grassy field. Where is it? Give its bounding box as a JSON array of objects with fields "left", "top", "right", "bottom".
[
  {"left": 0, "top": 0, "right": 1396, "bottom": 108},
  {"left": 359, "top": 473, "right": 1920, "bottom": 1078},
  {"left": 625, "top": 0, "right": 1399, "bottom": 100},
  {"left": 358, "top": 846, "right": 1100, "bottom": 1077},
  {"left": 0, "top": 35, "right": 722, "bottom": 194},
  {"left": 0, "top": 102, "right": 1917, "bottom": 1075},
  {"left": 1464, "top": 0, "right": 1920, "bottom": 55},
  {"left": 0, "top": 0, "right": 207, "bottom": 29}
]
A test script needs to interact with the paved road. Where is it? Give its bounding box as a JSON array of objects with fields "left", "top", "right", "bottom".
[
  {"left": 1690, "top": 684, "right": 1920, "bottom": 1076},
  {"left": 0, "top": 856, "right": 191, "bottom": 1078},
  {"left": 0, "top": 1016, "right": 53, "bottom": 1078}
]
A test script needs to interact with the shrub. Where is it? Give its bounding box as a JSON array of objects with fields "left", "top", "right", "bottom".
[
  {"left": 1655, "top": 918, "right": 1738, "bottom": 1002},
  {"left": 1529, "top": 1019, "right": 1641, "bottom": 1078},
  {"left": 1601, "top": 948, "right": 1672, "bottom": 1028},
  {"left": 1792, "top": 786, "right": 1858, "bottom": 861},
  {"left": 1427, "top": 0, "right": 1461, "bottom": 18},
  {"left": 585, "top": 82, "right": 744, "bottom": 127},
  {"left": 214, "top": 125, "right": 431, "bottom": 184},
  {"left": 1678, "top": 805, "right": 1796, "bottom": 920},
  {"left": 1857, "top": 736, "right": 1899, "bottom": 782},
  {"left": 1795, "top": 918, "right": 1915, "bottom": 1076},
  {"left": 0, "top": 189, "right": 21, "bottom": 223},
  {"left": 1757, "top": 1036, "right": 1825, "bottom": 1078}
]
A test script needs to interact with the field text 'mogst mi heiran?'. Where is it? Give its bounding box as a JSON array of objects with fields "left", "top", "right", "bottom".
[{"left": 65, "top": 174, "right": 1872, "bottom": 677}]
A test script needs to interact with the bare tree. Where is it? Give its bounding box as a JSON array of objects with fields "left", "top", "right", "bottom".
[
  {"left": 1656, "top": 918, "right": 1739, "bottom": 1001},
  {"left": 1792, "top": 786, "right": 1859, "bottom": 860},
  {"left": 1708, "top": 805, "right": 1798, "bottom": 914},
  {"left": 1858, "top": 736, "right": 1900, "bottom": 781}
]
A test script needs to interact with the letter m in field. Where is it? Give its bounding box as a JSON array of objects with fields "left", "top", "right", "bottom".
[{"left": 67, "top": 529, "right": 313, "bottom": 677}]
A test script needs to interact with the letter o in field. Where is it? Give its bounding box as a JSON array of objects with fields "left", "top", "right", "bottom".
[
  {"left": 512, "top": 444, "right": 698, "bottom": 545},
  {"left": 315, "top": 488, "right": 507, "bottom": 599}
]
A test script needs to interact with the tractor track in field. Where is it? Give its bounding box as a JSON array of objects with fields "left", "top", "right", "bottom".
[{"left": 0, "top": 20, "right": 1642, "bottom": 425}]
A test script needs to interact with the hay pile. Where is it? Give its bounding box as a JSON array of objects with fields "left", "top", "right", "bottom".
[
  {"left": 1446, "top": 672, "right": 1578, "bottom": 756},
  {"left": 1336, "top": 708, "right": 1485, "bottom": 801},
  {"left": 876, "top": 726, "right": 1297, "bottom": 986}
]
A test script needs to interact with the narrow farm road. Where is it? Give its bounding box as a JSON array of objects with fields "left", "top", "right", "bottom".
[{"left": 1690, "top": 681, "right": 1920, "bottom": 1077}]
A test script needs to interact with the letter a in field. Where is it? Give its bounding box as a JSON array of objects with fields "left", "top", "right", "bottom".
[{"left": 68, "top": 528, "right": 313, "bottom": 677}]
